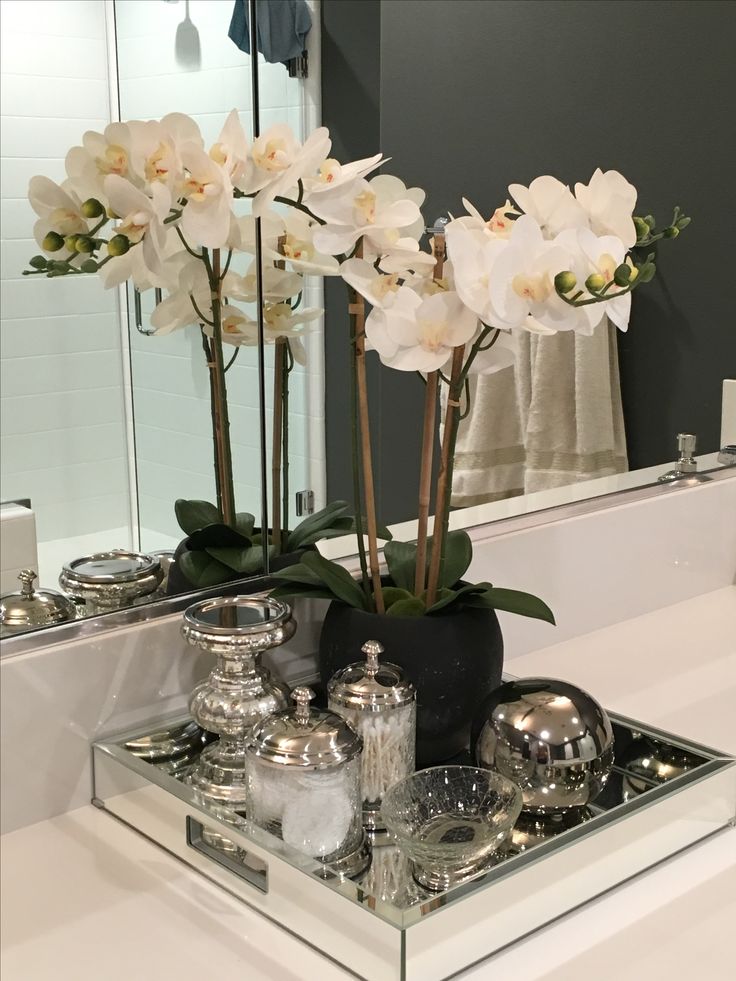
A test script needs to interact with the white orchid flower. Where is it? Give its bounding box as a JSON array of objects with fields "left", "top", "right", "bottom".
[
  {"left": 208, "top": 110, "right": 250, "bottom": 187},
  {"left": 377, "top": 242, "right": 436, "bottom": 276},
  {"left": 301, "top": 152, "right": 385, "bottom": 201},
  {"left": 508, "top": 175, "right": 588, "bottom": 239},
  {"left": 445, "top": 216, "right": 512, "bottom": 326},
  {"left": 365, "top": 286, "right": 477, "bottom": 372},
  {"left": 258, "top": 210, "right": 340, "bottom": 276},
  {"left": 239, "top": 124, "right": 332, "bottom": 218},
  {"left": 232, "top": 262, "right": 304, "bottom": 303},
  {"left": 311, "top": 175, "right": 423, "bottom": 256},
  {"left": 462, "top": 198, "right": 520, "bottom": 239},
  {"left": 104, "top": 174, "right": 171, "bottom": 279},
  {"left": 208, "top": 302, "right": 322, "bottom": 366},
  {"left": 575, "top": 169, "right": 637, "bottom": 248},
  {"left": 178, "top": 144, "right": 233, "bottom": 248},
  {"left": 65, "top": 122, "right": 135, "bottom": 200},
  {"left": 160, "top": 112, "right": 204, "bottom": 151},
  {"left": 575, "top": 228, "right": 632, "bottom": 332},
  {"left": 28, "top": 176, "right": 92, "bottom": 257},
  {"left": 340, "top": 258, "right": 402, "bottom": 309}
]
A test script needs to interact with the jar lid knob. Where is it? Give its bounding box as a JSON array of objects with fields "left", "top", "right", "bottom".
[
  {"left": 292, "top": 685, "right": 315, "bottom": 724},
  {"left": 18, "top": 569, "right": 37, "bottom": 597},
  {"left": 361, "top": 639, "right": 384, "bottom": 677}
]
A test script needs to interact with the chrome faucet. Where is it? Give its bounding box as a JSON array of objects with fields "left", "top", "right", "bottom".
[{"left": 658, "top": 433, "right": 699, "bottom": 482}]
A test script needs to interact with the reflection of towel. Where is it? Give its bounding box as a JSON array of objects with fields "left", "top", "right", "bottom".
[
  {"left": 451, "top": 319, "right": 628, "bottom": 507},
  {"left": 229, "top": 0, "right": 312, "bottom": 65}
]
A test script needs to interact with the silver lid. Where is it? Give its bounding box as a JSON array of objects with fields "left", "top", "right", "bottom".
[
  {"left": 0, "top": 569, "right": 77, "bottom": 630},
  {"left": 59, "top": 550, "right": 163, "bottom": 603},
  {"left": 327, "top": 640, "right": 416, "bottom": 711},
  {"left": 182, "top": 595, "right": 296, "bottom": 655},
  {"left": 249, "top": 686, "right": 362, "bottom": 769}
]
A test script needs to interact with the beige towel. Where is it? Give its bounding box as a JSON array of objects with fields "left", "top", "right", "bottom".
[{"left": 451, "top": 318, "right": 628, "bottom": 507}]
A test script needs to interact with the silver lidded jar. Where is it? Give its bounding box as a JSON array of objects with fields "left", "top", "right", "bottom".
[
  {"left": 328, "top": 640, "right": 416, "bottom": 831},
  {"left": 59, "top": 550, "right": 163, "bottom": 613},
  {"left": 246, "top": 687, "right": 370, "bottom": 877},
  {"left": 183, "top": 595, "right": 293, "bottom": 816},
  {"left": 0, "top": 569, "right": 77, "bottom": 636},
  {"left": 474, "top": 677, "right": 614, "bottom": 815}
]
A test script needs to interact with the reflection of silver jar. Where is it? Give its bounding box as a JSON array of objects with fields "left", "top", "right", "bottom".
[
  {"left": 474, "top": 678, "right": 614, "bottom": 814},
  {"left": 246, "top": 687, "right": 370, "bottom": 877},
  {"left": 328, "top": 640, "right": 416, "bottom": 831},
  {"left": 0, "top": 569, "right": 77, "bottom": 636},
  {"left": 59, "top": 550, "right": 163, "bottom": 613},
  {"left": 183, "top": 596, "right": 293, "bottom": 815}
]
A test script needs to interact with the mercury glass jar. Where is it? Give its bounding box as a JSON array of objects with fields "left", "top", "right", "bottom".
[
  {"left": 246, "top": 687, "right": 370, "bottom": 877},
  {"left": 59, "top": 550, "right": 164, "bottom": 613},
  {"left": 328, "top": 640, "right": 416, "bottom": 831},
  {"left": 182, "top": 595, "right": 293, "bottom": 816},
  {"left": 0, "top": 569, "right": 77, "bottom": 636}
]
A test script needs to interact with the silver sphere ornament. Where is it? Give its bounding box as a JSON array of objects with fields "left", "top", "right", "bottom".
[{"left": 474, "top": 678, "right": 614, "bottom": 814}]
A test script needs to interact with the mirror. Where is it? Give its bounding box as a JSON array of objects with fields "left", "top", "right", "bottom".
[
  {"left": 2, "top": 0, "right": 734, "bottom": 638},
  {"left": 0, "top": 0, "right": 287, "bottom": 631},
  {"left": 316, "top": 0, "right": 735, "bottom": 525}
]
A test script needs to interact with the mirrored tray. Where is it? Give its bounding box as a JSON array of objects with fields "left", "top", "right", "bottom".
[{"left": 93, "top": 713, "right": 735, "bottom": 981}]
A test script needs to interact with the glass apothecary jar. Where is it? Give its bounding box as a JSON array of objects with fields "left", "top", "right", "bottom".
[
  {"left": 246, "top": 687, "right": 370, "bottom": 877},
  {"left": 328, "top": 640, "right": 416, "bottom": 831}
]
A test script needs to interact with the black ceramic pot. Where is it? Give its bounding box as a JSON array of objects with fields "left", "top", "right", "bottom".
[{"left": 319, "top": 600, "right": 503, "bottom": 767}]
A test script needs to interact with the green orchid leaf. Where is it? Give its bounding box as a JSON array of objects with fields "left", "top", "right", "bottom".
[
  {"left": 426, "top": 583, "right": 490, "bottom": 615},
  {"left": 340, "top": 516, "right": 394, "bottom": 541},
  {"left": 440, "top": 530, "right": 473, "bottom": 588},
  {"left": 286, "top": 501, "right": 351, "bottom": 551},
  {"left": 383, "top": 540, "right": 417, "bottom": 592},
  {"left": 187, "top": 523, "right": 251, "bottom": 551},
  {"left": 386, "top": 597, "right": 426, "bottom": 618},
  {"left": 382, "top": 586, "right": 415, "bottom": 610},
  {"left": 270, "top": 561, "right": 325, "bottom": 586},
  {"left": 293, "top": 521, "right": 356, "bottom": 548},
  {"left": 301, "top": 551, "right": 370, "bottom": 610},
  {"left": 235, "top": 512, "right": 256, "bottom": 538},
  {"left": 478, "top": 587, "right": 556, "bottom": 625},
  {"left": 205, "top": 545, "right": 275, "bottom": 575},
  {"left": 269, "top": 583, "right": 343, "bottom": 602},
  {"left": 179, "top": 550, "right": 233, "bottom": 588},
  {"left": 175, "top": 499, "right": 222, "bottom": 535}
]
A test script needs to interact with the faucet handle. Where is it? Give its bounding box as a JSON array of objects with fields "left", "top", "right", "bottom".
[{"left": 676, "top": 433, "right": 697, "bottom": 472}]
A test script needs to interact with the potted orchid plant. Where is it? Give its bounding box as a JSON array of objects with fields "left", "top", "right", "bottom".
[{"left": 24, "top": 111, "right": 688, "bottom": 762}]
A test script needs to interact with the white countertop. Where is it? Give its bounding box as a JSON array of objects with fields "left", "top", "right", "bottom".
[{"left": 2, "top": 587, "right": 735, "bottom": 981}]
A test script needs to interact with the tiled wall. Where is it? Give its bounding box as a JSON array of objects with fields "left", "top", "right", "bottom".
[
  {"left": 0, "top": 0, "right": 131, "bottom": 546},
  {"left": 116, "top": 0, "right": 324, "bottom": 545}
]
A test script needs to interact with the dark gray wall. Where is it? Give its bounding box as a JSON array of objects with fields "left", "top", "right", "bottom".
[{"left": 323, "top": 0, "right": 736, "bottom": 516}]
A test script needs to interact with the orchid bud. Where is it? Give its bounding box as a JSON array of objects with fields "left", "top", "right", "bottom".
[
  {"left": 644, "top": 214, "right": 655, "bottom": 229},
  {"left": 663, "top": 226, "right": 680, "bottom": 239},
  {"left": 29, "top": 255, "right": 47, "bottom": 270},
  {"left": 633, "top": 217, "right": 650, "bottom": 240},
  {"left": 637, "top": 262, "right": 656, "bottom": 283},
  {"left": 42, "top": 232, "right": 64, "bottom": 252},
  {"left": 108, "top": 234, "right": 130, "bottom": 256},
  {"left": 81, "top": 259, "right": 98, "bottom": 273},
  {"left": 81, "top": 198, "right": 105, "bottom": 219},
  {"left": 585, "top": 273, "right": 606, "bottom": 293},
  {"left": 554, "top": 270, "right": 577, "bottom": 294},
  {"left": 676, "top": 216, "right": 691, "bottom": 230},
  {"left": 613, "top": 264, "right": 632, "bottom": 287},
  {"left": 64, "top": 235, "right": 79, "bottom": 252},
  {"left": 74, "top": 235, "right": 94, "bottom": 253}
]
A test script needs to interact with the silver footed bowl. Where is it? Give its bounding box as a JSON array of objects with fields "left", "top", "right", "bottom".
[
  {"left": 381, "top": 766, "right": 522, "bottom": 892},
  {"left": 474, "top": 677, "right": 614, "bottom": 815}
]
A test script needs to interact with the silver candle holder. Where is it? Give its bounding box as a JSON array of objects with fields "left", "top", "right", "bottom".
[{"left": 181, "top": 595, "right": 294, "bottom": 819}]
